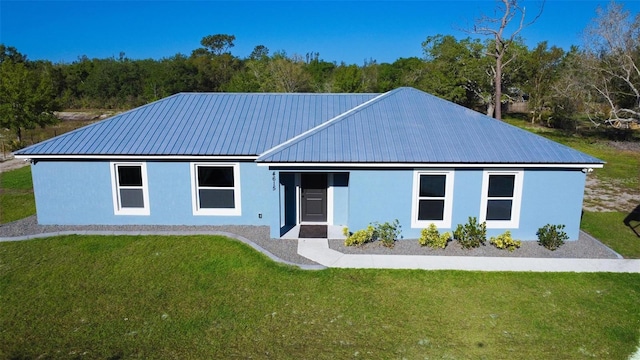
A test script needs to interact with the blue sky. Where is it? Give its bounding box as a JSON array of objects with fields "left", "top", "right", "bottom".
[{"left": 2, "top": 1, "right": 639, "bottom": 65}]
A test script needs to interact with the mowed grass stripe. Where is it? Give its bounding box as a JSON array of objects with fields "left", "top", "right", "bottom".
[
  {"left": 0, "top": 166, "right": 35, "bottom": 224},
  {"left": 1, "top": 235, "right": 639, "bottom": 359}
]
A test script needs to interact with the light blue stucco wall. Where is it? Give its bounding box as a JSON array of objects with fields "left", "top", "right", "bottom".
[
  {"left": 32, "top": 161, "right": 586, "bottom": 241},
  {"left": 344, "top": 168, "right": 585, "bottom": 240},
  {"left": 331, "top": 173, "right": 350, "bottom": 227},
  {"left": 32, "top": 160, "right": 279, "bottom": 230},
  {"left": 348, "top": 169, "right": 414, "bottom": 235},
  {"left": 519, "top": 169, "right": 585, "bottom": 240}
]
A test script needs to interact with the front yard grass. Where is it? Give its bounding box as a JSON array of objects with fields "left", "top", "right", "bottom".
[
  {"left": 581, "top": 211, "right": 640, "bottom": 259},
  {"left": 1, "top": 235, "right": 639, "bottom": 359},
  {"left": 0, "top": 166, "right": 35, "bottom": 224}
]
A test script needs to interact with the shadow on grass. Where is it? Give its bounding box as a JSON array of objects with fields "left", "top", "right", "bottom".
[{"left": 623, "top": 204, "right": 640, "bottom": 237}]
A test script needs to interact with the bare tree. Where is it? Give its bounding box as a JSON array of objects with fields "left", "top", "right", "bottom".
[
  {"left": 470, "top": 0, "right": 544, "bottom": 120},
  {"left": 268, "top": 53, "right": 311, "bottom": 92},
  {"left": 581, "top": 1, "right": 640, "bottom": 128}
]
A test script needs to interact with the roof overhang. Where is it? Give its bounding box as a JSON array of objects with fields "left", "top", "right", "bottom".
[
  {"left": 14, "top": 154, "right": 604, "bottom": 170},
  {"left": 257, "top": 162, "right": 605, "bottom": 169},
  {"left": 14, "top": 154, "right": 259, "bottom": 161}
]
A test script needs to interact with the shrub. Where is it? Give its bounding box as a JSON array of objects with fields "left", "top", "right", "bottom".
[
  {"left": 344, "top": 220, "right": 402, "bottom": 248},
  {"left": 536, "top": 224, "right": 568, "bottom": 251},
  {"left": 342, "top": 227, "right": 350, "bottom": 237},
  {"left": 454, "top": 217, "right": 487, "bottom": 249},
  {"left": 489, "top": 231, "right": 521, "bottom": 252},
  {"left": 419, "top": 223, "right": 451, "bottom": 249},
  {"left": 373, "top": 219, "right": 402, "bottom": 248},
  {"left": 344, "top": 225, "right": 375, "bottom": 246}
]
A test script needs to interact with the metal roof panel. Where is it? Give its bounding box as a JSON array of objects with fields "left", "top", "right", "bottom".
[
  {"left": 17, "top": 92, "right": 378, "bottom": 156},
  {"left": 256, "top": 88, "right": 603, "bottom": 164},
  {"left": 16, "top": 88, "right": 602, "bottom": 165}
]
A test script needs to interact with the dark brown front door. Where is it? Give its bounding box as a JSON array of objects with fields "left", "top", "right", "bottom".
[{"left": 301, "top": 173, "right": 327, "bottom": 222}]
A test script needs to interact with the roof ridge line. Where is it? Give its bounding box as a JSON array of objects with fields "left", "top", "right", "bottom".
[{"left": 257, "top": 89, "right": 400, "bottom": 161}]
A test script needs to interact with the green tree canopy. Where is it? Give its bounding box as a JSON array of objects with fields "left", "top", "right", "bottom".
[{"left": 0, "top": 57, "right": 60, "bottom": 145}]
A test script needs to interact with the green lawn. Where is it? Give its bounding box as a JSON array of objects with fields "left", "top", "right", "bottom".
[
  {"left": 1, "top": 235, "right": 639, "bottom": 359},
  {"left": 1, "top": 129, "right": 640, "bottom": 358},
  {"left": 0, "top": 166, "right": 35, "bottom": 224},
  {"left": 581, "top": 211, "right": 640, "bottom": 259}
]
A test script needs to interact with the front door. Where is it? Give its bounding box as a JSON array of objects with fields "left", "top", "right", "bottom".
[{"left": 301, "top": 173, "right": 327, "bottom": 222}]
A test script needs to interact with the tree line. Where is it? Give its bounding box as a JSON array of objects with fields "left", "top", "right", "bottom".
[{"left": 1, "top": 1, "right": 638, "bottom": 145}]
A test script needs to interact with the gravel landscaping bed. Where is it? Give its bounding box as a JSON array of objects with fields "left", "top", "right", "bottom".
[
  {"left": 329, "top": 231, "right": 621, "bottom": 259},
  {"left": 0, "top": 216, "right": 622, "bottom": 268}
]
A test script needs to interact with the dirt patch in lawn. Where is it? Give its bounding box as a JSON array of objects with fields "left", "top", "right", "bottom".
[
  {"left": 0, "top": 157, "right": 29, "bottom": 173},
  {"left": 583, "top": 175, "right": 640, "bottom": 212}
]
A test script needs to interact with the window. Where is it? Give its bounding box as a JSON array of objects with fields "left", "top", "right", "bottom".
[
  {"left": 191, "top": 163, "right": 241, "bottom": 216},
  {"left": 411, "top": 171, "right": 454, "bottom": 228},
  {"left": 480, "top": 170, "right": 523, "bottom": 228},
  {"left": 110, "top": 162, "right": 149, "bottom": 215}
]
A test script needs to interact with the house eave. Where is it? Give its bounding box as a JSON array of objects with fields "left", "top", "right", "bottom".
[
  {"left": 256, "top": 162, "right": 605, "bottom": 169},
  {"left": 14, "top": 154, "right": 259, "bottom": 161},
  {"left": 14, "top": 154, "right": 605, "bottom": 170}
]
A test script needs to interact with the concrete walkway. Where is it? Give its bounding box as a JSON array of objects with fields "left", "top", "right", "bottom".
[{"left": 297, "top": 238, "right": 640, "bottom": 273}]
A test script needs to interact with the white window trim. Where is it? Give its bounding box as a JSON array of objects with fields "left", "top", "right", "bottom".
[
  {"left": 110, "top": 162, "right": 150, "bottom": 216},
  {"left": 480, "top": 169, "right": 523, "bottom": 229},
  {"left": 411, "top": 170, "right": 454, "bottom": 229},
  {"left": 190, "top": 162, "right": 241, "bottom": 216}
]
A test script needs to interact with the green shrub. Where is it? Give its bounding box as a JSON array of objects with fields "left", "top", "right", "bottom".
[
  {"left": 373, "top": 219, "right": 402, "bottom": 248},
  {"left": 344, "top": 225, "right": 376, "bottom": 246},
  {"left": 344, "top": 220, "right": 402, "bottom": 248},
  {"left": 419, "top": 223, "right": 451, "bottom": 249},
  {"left": 489, "top": 231, "right": 522, "bottom": 252},
  {"left": 536, "top": 224, "right": 568, "bottom": 251},
  {"left": 454, "top": 217, "right": 487, "bottom": 249},
  {"left": 342, "top": 227, "right": 350, "bottom": 237}
]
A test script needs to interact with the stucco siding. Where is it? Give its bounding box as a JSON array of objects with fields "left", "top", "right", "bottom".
[
  {"left": 32, "top": 161, "right": 586, "bottom": 241},
  {"left": 342, "top": 168, "right": 585, "bottom": 240},
  {"left": 449, "top": 169, "right": 484, "bottom": 233},
  {"left": 331, "top": 173, "right": 350, "bottom": 227},
  {"left": 32, "top": 161, "right": 114, "bottom": 224},
  {"left": 32, "top": 161, "right": 277, "bottom": 228},
  {"left": 348, "top": 169, "right": 414, "bottom": 236},
  {"left": 519, "top": 169, "right": 585, "bottom": 240}
]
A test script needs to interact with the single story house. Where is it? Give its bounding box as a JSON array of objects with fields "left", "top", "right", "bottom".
[{"left": 15, "top": 87, "right": 603, "bottom": 240}]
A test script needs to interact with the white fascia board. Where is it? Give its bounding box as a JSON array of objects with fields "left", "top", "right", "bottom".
[
  {"left": 257, "top": 162, "right": 604, "bottom": 169},
  {"left": 14, "top": 154, "right": 258, "bottom": 161}
]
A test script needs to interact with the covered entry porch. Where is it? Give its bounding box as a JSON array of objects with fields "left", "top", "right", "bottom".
[{"left": 277, "top": 171, "right": 349, "bottom": 238}]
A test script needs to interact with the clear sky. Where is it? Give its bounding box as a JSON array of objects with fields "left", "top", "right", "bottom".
[{"left": 1, "top": 0, "right": 639, "bottom": 65}]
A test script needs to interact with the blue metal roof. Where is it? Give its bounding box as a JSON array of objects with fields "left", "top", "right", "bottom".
[
  {"left": 257, "top": 88, "right": 603, "bottom": 164},
  {"left": 16, "top": 93, "right": 378, "bottom": 156},
  {"left": 17, "top": 88, "right": 603, "bottom": 165}
]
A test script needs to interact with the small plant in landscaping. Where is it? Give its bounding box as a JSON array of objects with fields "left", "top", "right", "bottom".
[
  {"left": 537, "top": 224, "right": 568, "bottom": 251},
  {"left": 344, "top": 220, "right": 402, "bottom": 248},
  {"left": 489, "top": 231, "right": 521, "bottom": 252},
  {"left": 453, "top": 217, "right": 487, "bottom": 249},
  {"left": 419, "top": 223, "right": 451, "bottom": 249},
  {"left": 373, "top": 219, "right": 402, "bottom": 248},
  {"left": 342, "top": 227, "right": 350, "bottom": 237},
  {"left": 344, "top": 225, "right": 376, "bottom": 246}
]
